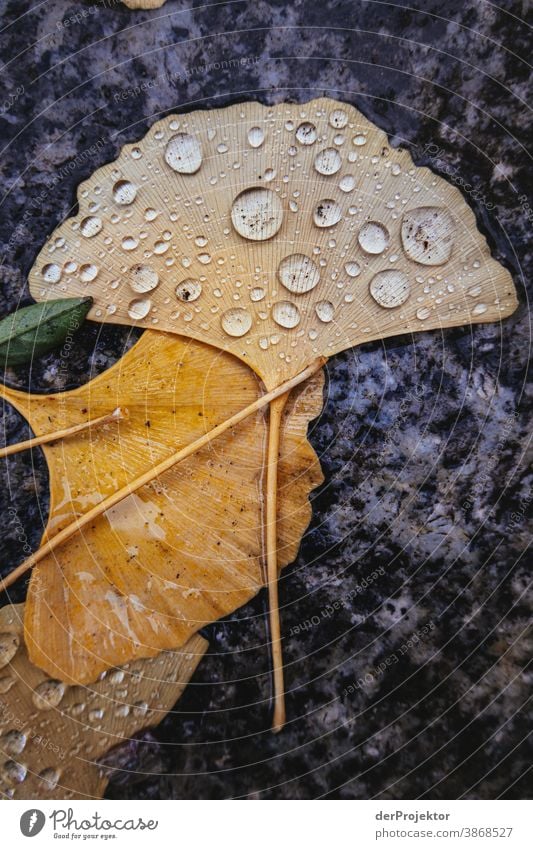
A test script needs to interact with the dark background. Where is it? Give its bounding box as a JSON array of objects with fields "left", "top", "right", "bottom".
[{"left": 0, "top": 0, "right": 531, "bottom": 799}]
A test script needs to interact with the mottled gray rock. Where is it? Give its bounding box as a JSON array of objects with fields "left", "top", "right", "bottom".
[{"left": 0, "top": 0, "right": 531, "bottom": 800}]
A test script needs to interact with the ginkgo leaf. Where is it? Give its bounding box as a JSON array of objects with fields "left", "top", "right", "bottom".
[
  {"left": 28, "top": 97, "right": 517, "bottom": 391},
  {"left": 1, "top": 330, "right": 323, "bottom": 685},
  {"left": 0, "top": 603, "right": 207, "bottom": 800}
]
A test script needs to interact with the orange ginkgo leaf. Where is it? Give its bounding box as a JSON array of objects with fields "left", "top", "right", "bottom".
[
  {"left": 0, "top": 602, "right": 207, "bottom": 800},
  {"left": 1, "top": 330, "right": 323, "bottom": 686}
]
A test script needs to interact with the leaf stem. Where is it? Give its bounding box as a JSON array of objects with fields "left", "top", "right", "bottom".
[
  {"left": 266, "top": 393, "right": 289, "bottom": 733},
  {"left": 0, "top": 357, "right": 326, "bottom": 594},
  {"left": 0, "top": 408, "right": 127, "bottom": 459}
]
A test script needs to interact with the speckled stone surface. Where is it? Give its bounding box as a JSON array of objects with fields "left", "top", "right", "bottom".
[{"left": 0, "top": 0, "right": 531, "bottom": 799}]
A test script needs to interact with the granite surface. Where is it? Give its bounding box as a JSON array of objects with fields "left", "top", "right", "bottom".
[{"left": 0, "top": 0, "right": 531, "bottom": 799}]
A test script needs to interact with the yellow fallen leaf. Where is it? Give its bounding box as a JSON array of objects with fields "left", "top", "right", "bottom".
[
  {"left": 1, "top": 330, "right": 323, "bottom": 685},
  {"left": 0, "top": 603, "right": 207, "bottom": 800}
]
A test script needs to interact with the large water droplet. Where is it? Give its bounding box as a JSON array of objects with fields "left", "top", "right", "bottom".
[
  {"left": 250, "top": 287, "right": 265, "bottom": 302},
  {"left": 128, "top": 298, "right": 152, "bottom": 320},
  {"left": 80, "top": 264, "right": 98, "bottom": 282},
  {"left": 231, "top": 188, "right": 283, "bottom": 241},
  {"left": 472, "top": 302, "right": 488, "bottom": 316},
  {"left": 315, "top": 300, "right": 335, "bottom": 322},
  {"left": 2, "top": 760, "right": 27, "bottom": 785},
  {"left": 0, "top": 633, "right": 19, "bottom": 669},
  {"left": 2, "top": 730, "right": 26, "bottom": 756},
  {"left": 113, "top": 180, "right": 137, "bottom": 205},
  {"left": 272, "top": 301, "right": 301, "bottom": 329},
  {"left": 165, "top": 133, "right": 202, "bottom": 174},
  {"left": 129, "top": 264, "right": 159, "bottom": 293},
  {"left": 278, "top": 254, "right": 320, "bottom": 294},
  {"left": 369, "top": 270, "right": 410, "bottom": 308},
  {"left": 221, "top": 308, "right": 252, "bottom": 337},
  {"left": 401, "top": 207, "right": 455, "bottom": 265},
  {"left": 247, "top": 126, "right": 265, "bottom": 148},
  {"left": 32, "top": 679, "right": 66, "bottom": 711},
  {"left": 41, "top": 263, "right": 62, "bottom": 284},
  {"left": 416, "top": 307, "right": 431, "bottom": 320},
  {"left": 295, "top": 122, "right": 317, "bottom": 145},
  {"left": 314, "top": 148, "right": 342, "bottom": 176},
  {"left": 39, "top": 767, "right": 60, "bottom": 790},
  {"left": 80, "top": 216, "right": 102, "bottom": 238},
  {"left": 358, "top": 221, "right": 390, "bottom": 254},
  {"left": 313, "top": 199, "right": 342, "bottom": 228},
  {"left": 175, "top": 279, "right": 202, "bottom": 302}
]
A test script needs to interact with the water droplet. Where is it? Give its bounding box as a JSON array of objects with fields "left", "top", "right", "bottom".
[
  {"left": 113, "top": 180, "right": 137, "bottom": 205},
  {"left": 165, "top": 133, "right": 202, "bottom": 174},
  {"left": 79, "top": 263, "right": 98, "bottom": 282},
  {"left": 272, "top": 301, "right": 301, "bottom": 328},
  {"left": 314, "top": 148, "right": 342, "bottom": 176},
  {"left": 339, "top": 175, "right": 356, "bottom": 192},
  {"left": 278, "top": 254, "right": 320, "bottom": 294},
  {"left": 144, "top": 208, "right": 158, "bottom": 221},
  {"left": 221, "top": 308, "right": 252, "bottom": 337},
  {"left": 313, "top": 199, "right": 342, "bottom": 228},
  {"left": 129, "top": 264, "right": 159, "bottom": 293},
  {"left": 41, "top": 263, "right": 62, "bottom": 283},
  {"left": 247, "top": 126, "right": 265, "bottom": 148},
  {"left": 391, "top": 163, "right": 401, "bottom": 176},
  {"left": 315, "top": 300, "right": 335, "bottom": 322},
  {"left": 32, "top": 679, "right": 66, "bottom": 711},
  {"left": 344, "top": 261, "right": 361, "bottom": 278},
  {"left": 197, "top": 253, "right": 211, "bottom": 264},
  {"left": 0, "top": 676, "right": 15, "bottom": 693},
  {"left": 39, "top": 767, "right": 60, "bottom": 790},
  {"left": 131, "top": 146, "right": 142, "bottom": 159},
  {"left": 80, "top": 216, "right": 102, "bottom": 238},
  {"left": 194, "top": 235, "right": 208, "bottom": 247},
  {"left": 0, "top": 633, "right": 19, "bottom": 669},
  {"left": 472, "top": 302, "right": 488, "bottom": 316},
  {"left": 89, "top": 708, "right": 104, "bottom": 721},
  {"left": 401, "top": 207, "right": 455, "bottom": 265},
  {"left": 2, "top": 730, "right": 26, "bottom": 756},
  {"left": 466, "top": 285, "right": 482, "bottom": 297},
  {"left": 128, "top": 298, "right": 152, "bottom": 320},
  {"left": 358, "top": 221, "right": 390, "bottom": 254},
  {"left": 250, "top": 287, "right": 265, "bottom": 302},
  {"left": 295, "top": 122, "right": 317, "bottom": 145},
  {"left": 2, "top": 760, "right": 26, "bottom": 785},
  {"left": 122, "top": 236, "right": 139, "bottom": 251},
  {"left": 369, "top": 270, "right": 410, "bottom": 308},
  {"left": 353, "top": 134, "right": 367, "bottom": 146},
  {"left": 416, "top": 307, "right": 431, "bottom": 320},
  {"left": 115, "top": 704, "right": 130, "bottom": 718},
  {"left": 176, "top": 279, "right": 202, "bottom": 302},
  {"left": 217, "top": 143, "right": 229, "bottom": 154},
  {"left": 133, "top": 701, "right": 149, "bottom": 717},
  {"left": 231, "top": 188, "right": 283, "bottom": 241},
  {"left": 329, "top": 109, "right": 348, "bottom": 128}
]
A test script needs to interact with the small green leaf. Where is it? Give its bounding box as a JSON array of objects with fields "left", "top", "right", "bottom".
[{"left": 0, "top": 297, "right": 93, "bottom": 366}]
